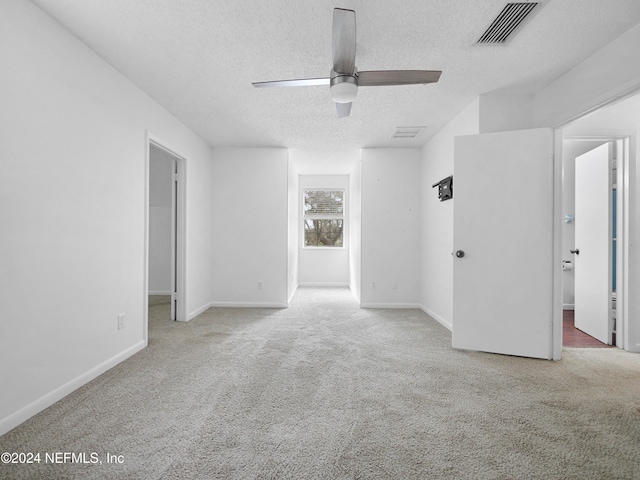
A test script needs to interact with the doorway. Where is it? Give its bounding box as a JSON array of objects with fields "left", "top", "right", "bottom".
[
  {"left": 559, "top": 89, "right": 638, "bottom": 352},
  {"left": 562, "top": 140, "right": 622, "bottom": 347},
  {"left": 145, "top": 136, "right": 186, "bottom": 342}
]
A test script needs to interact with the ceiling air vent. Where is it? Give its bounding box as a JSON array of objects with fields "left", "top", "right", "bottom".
[
  {"left": 392, "top": 126, "right": 425, "bottom": 139},
  {"left": 477, "top": 2, "right": 539, "bottom": 44}
]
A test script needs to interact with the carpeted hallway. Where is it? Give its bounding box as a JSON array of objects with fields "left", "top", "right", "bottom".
[{"left": 1, "top": 287, "right": 639, "bottom": 479}]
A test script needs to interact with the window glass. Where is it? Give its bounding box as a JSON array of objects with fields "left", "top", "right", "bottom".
[{"left": 303, "top": 190, "right": 344, "bottom": 247}]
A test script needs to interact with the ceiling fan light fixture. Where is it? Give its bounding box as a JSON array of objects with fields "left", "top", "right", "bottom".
[
  {"left": 330, "top": 75, "right": 358, "bottom": 103},
  {"left": 252, "top": 8, "right": 441, "bottom": 118}
]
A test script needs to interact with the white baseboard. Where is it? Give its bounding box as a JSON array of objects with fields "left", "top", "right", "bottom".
[
  {"left": 149, "top": 290, "right": 171, "bottom": 296},
  {"left": 187, "top": 302, "right": 213, "bottom": 321},
  {"left": 419, "top": 305, "right": 453, "bottom": 332},
  {"left": 0, "top": 340, "right": 146, "bottom": 436},
  {"left": 209, "top": 302, "right": 289, "bottom": 309},
  {"left": 297, "top": 282, "right": 350, "bottom": 287},
  {"left": 563, "top": 304, "right": 575, "bottom": 310},
  {"left": 360, "top": 303, "right": 422, "bottom": 309}
]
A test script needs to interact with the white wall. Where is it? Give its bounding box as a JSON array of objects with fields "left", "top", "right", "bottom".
[
  {"left": 211, "top": 148, "right": 289, "bottom": 307},
  {"left": 479, "top": 94, "right": 533, "bottom": 134},
  {"left": 298, "top": 175, "right": 350, "bottom": 286},
  {"left": 149, "top": 145, "right": 174, "bottom": 295},
  {"left": 533, "top": 22, "right": 640, "bottom": 128},
  {"left": 0, "top": 0, "right": 215, "bottom": 435},
  {"left": 420, "top": 99, "right": 480, "bottom": 328},
  {"left": 361, "top": 149, "right": 421, "bottom": 307}
]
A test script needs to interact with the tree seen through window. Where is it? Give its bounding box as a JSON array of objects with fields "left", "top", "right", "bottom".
[{"left": 304, "top": 190, "right": 344, "bottom": 247}]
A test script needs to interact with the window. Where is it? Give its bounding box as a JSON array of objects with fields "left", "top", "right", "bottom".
[{"left": 303, "top": 189, "right": 344, "bottom": 247}]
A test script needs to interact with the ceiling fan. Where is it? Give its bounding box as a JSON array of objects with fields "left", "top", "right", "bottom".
[{"left": 252, "top": 8, "right": 442, "bottom": 118}]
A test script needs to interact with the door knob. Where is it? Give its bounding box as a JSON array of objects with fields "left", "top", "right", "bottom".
[
  {"left": 455, "top": 250, "right": 465, "bottom": 258},
  {"left": 570, "top": 249, "right": 580, "bottom": 255}
]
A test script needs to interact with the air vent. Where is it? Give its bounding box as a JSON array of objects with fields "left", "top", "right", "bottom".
[
  {"left": 392, "top": 126, "right": 425, "bottom": 138},
  {"left": 477, "top": 2, "right": 539, "bottom": 44}
]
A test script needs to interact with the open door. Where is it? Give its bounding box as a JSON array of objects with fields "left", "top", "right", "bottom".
[
  {"left": 573, "top": 143, "right": 613, "bottom": 344},
  {"left": 452, "top": 128, "right": 554, "bottom": 359}
]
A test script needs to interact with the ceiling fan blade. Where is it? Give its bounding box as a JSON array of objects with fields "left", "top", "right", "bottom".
[
  {"left": 335, "top": 102, "right": 352, "bottom": 118},
  {"left": 358, "top": 70, "right": 442, "bottom": 87},
  {"left": 252, "top": 78, "right": 330, "bottom": 88},
  {"left": 332, "top": 8, "right": 356, "bottom": 74}
]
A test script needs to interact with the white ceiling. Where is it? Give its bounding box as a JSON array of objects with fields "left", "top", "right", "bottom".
[{"left": 30, "top": 0, "right": 640, "bottom": 171}]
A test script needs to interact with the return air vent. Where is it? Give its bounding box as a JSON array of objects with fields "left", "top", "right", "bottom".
[
  {"left": 477, "top": 2, "right": 539, "bottom": 44},
  {"left": 392, "top": 126, "right": 425, "bottom": 138}
]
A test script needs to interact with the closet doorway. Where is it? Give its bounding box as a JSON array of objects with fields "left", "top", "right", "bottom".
[{"left": 146, "top": 137, "right": 186, "bottom": 336}]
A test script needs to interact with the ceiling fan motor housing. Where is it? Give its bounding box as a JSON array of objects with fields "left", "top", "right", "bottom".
[{"left": 330, "top": 70, "right": 358, "bottom": 103}]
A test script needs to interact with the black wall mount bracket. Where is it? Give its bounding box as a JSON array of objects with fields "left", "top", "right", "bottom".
[{"left": 432, "top": 175, "right": 453, "bottom": 202}]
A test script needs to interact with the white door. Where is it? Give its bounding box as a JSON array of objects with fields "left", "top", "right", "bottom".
[
  {"left": 452, "top": 128, "right": 554, "bottom": 359},
  {"left": 573, "top": 143, "right": 612, "bottom": 344}
]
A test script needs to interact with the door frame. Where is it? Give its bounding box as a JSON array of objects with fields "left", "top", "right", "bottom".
[
  {"left": 144, "top": 132, "right": 187, "bottom": 343},
  {"left": 555, "top": 130, "right": 630, "bottom": 356}
]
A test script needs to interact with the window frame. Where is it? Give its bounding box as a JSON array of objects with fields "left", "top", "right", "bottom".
[{"left": 302, "top": 188, "right": 347, "bottom": 249}]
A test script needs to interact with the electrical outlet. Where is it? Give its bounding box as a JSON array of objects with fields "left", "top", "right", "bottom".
[
  {"left": 392, "top": 280, "right": 397, "bottom": 289},
  {"left": 257, "top": 281, "right": 263, "bottom": 290},
  {"left": 118, "top": 313, "right": 125, "bottom": 330}
]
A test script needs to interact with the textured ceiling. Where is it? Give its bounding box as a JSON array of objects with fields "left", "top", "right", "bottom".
[{"left": 29, "top": 0, "right": 640, "bottom": 171}]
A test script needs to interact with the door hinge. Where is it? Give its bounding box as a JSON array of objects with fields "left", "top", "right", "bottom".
[
  {"left": 172, "top": 172, "right": 179, "bottom": 182},
  {"left": 172, "top": 291, "right": 178, "bottom": 302},
  {"left": 610, "top": 158, "right": 617, "bottom": 170}
]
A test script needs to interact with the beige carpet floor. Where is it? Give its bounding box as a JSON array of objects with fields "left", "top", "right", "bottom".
[{"left": 1, "top": 287, "right": 639, "bottom": 479}]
